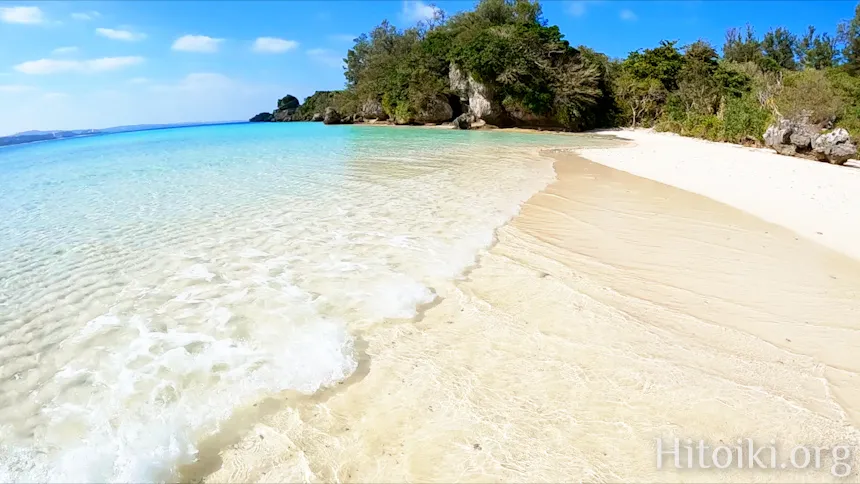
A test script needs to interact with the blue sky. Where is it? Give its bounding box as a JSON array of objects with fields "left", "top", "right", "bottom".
[{"left": 0, "top": 0, "right": 856, "bottom": 135}]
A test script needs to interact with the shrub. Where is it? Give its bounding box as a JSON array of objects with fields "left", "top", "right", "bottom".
[
  {"left": 722, "top": 94, "right": 772, "bottom": 142},
  {"left": 776, "top": 69, "right": 842, "bottom": 124}
]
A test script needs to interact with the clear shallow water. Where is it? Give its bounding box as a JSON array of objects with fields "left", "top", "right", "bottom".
[{"left": 0, "top": 123, "right": 606, "bottom": 482}]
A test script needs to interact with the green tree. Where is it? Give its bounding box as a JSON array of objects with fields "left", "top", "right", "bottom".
[
  {"left": 798, "top": 26, "right": 839, "bottom": 69},
  {"left": 838, "top": 3, "right": 860, "bottom": 74},
  {"left": 761, "top": 27, "right": 798, "bottom": 70},
  {"left": 622, "top": 40, "right": 684, "bottom": 91},
  {"left": 676, "top": 40, "right": 721, "bottom": 114},
  {"left": 723, "top": 25, "right": 762, "bottom": 64},
  {"left": 614, "top": 72, "right": 666, "bottom": 127}
]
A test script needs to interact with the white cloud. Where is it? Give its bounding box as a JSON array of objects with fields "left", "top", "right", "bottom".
[
  {"left": 401, "top": 1, "right": 441, "bottom": 23},
  {"left": 72, "top": 11, "right": 100, "bottom": 21},
  {"left": 128, "top": 77, "right": 150, "bottom": 84},
  {"left": 252, "top": 37, "right": 299, "bottom": 54},
  {"left": 96, "top": 27, "right": 146, "bottom": 42},
  {"left": 567, "top": 1, "right": 586, "bottom": 17},
  {"left": 620, "top": 8, "right": 637, "bottom": 21},
  {"left": 566, "top": 1, "right": 605, "bottom": 17},
  {"left": 52, "top": 46, "right": 79, "bottom": 55},
  {"left": 307, "top": 48, "right": 344, "bottom": 68},
  {"left": 0, "top": 84, "right": 37, "bottom": 93},
  {"left": 43, "top": 92, "right": 68, "bottom": 100},
  {"left": 0, "top": 6, "right": 44, "bottom": 24},
  {"left": 14, "top": 56, "right": 145, "bottom": 75},
  {"left": 172, "top": 34, "right": 224, "bottom": 53}
]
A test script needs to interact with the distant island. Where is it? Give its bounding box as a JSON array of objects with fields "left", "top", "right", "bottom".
[
  {"left": 251, "top": 0, "right": 860, "bottom": 165},
  {"left": 0, "top": 121, "right": 244, "bottom": 148}
]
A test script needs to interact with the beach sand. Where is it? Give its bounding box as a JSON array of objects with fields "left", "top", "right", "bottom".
[{"left": 202, "top": 131, "right": 860, "bottom": 482}]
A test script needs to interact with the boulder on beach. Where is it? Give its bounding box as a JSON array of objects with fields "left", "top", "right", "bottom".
[
  {"left": 454, "top": 113, "right": 472, "bottom": 130},
  {"left": 764, "top": 117, "right": 857, "bottom": 165},
  {"left": 323, "top": 107, "right": 341, "bottom": 125},
  {"left": 414, "top": 95, "right": 454, "bottom": 124},
  {"left": 811, "top": 128, "right": 857, "bottom": 165}
]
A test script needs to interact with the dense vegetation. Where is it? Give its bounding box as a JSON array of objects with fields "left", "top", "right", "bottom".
[{"left": 263, "top": 0, "right": 860, "bottom": 144}]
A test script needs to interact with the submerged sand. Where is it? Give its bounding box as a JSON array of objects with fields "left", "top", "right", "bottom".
[{"left": 202, "top": 135, "right": 860, "bottom": 483}]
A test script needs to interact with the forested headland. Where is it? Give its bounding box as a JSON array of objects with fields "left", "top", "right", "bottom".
[{"left": 252, "top": 0, "right": 860, "bottom": 150}]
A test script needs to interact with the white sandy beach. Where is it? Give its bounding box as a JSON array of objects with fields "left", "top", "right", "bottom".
[
  {"left": 201, "top": 130, "right": 860, "bottom": 483},
  {"left": 578, "top": 129, "right": 860, "bottom": 262}
]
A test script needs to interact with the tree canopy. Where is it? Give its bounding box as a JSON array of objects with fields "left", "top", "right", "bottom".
[{"left": 261, "top": 0, "right": 860, "bottom": 145}]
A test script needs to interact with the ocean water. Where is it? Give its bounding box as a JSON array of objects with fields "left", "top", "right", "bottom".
[{"left": 0, "top": 123, "right": 606, "bottom": 482}]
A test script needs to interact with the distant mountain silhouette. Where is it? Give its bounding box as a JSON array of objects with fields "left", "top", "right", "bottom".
[{"left": 1, "top": 121, "right": 245, "bottom": 147}]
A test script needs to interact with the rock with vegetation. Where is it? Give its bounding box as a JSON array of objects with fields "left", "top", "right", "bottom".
[
  {"left": 449, "top": 65, "right": 506, "bottom": 126},
  {"left": 311, "top": 113, "right": 324, "bottom": 122},
  {"left": 360, "top": 99, "right": 388, "bottom": 120},
  {"left": 249, "top": 112, "right": 274, "bottom": 122},
  {"left": 250, "top": 0, "right": 860, "bottom": 166},
  {"left": 763, "top": 116, "right": 857, "bottom": 164},
  {"left": 296, "top": 91, "right": 341, "bottom": 121},
  {"left": 323, "top": 107, "right": 342, "bottom": 125},
  {"left": 415, "top": 95, "right": 454, "bottom": 124},
  {"left": 343, "top": 0, "right": 604, "bottom": 130},
  {"left": 272, "top": 95, "right": 300, "bottom": 121}
]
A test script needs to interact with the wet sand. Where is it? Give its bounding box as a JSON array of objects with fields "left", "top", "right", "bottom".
[{"left": 205, "top": 150, "right": 860, "bottom": 482}]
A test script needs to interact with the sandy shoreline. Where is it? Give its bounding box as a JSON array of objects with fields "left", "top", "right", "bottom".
[
  {"left": 576, "top": 129, "right": 860, "bottom": 261},
  {"left": 202, "top": 131, "right": 860, "bottom": 482}
]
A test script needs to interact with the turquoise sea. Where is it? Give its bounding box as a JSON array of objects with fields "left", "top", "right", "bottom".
[{"left": 0, "top": 123, "right": 606, "bottom": 482}]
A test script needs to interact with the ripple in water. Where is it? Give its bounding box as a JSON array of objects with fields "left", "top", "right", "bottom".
[{"left": 0, "top": 123, "right": 606, "bottom": 482}]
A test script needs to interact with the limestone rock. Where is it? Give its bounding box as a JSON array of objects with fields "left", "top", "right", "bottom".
[
  {"left": 272, "top": 108, "right": 296, "bottom": 122},
  {"left": 311, "top": 113, "right": 324, "bottom": 122},
  {"left": 449, "top": 63, "right": 507, "bottom": 126},
  {"left": 764, "top": 117, "right": 857, "bottom": 165},
  {"left": 360, "top": 99, "right": 388, "bottom": 121},
  {"left": 249, "top": 112, "right": 274, "bottom": 122},
  {"left": 811, "top": 128, "right": 857, "bottom": 165},
  {"left": 454, "top": 113, "right": 472, "bottom": 130},
  {"left": 323, "top": 107, "right": 341, "bottom": 125},
  {"left": 414, "top": 95, "right": 453, "bottom": 124},
  {"left": 763, "top": 119, "right": 796, "bottom": 156}
]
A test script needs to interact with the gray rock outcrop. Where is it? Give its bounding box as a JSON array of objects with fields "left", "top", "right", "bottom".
[
  {"left": 323, "top": 107, "right": 341, "bottom": 125},
  {"left": 764, "top": 117, "right": 857, "bottom": 165},
  {"left": 449, "top": 64, "right": 507, "bottom": 126},
  {"left": 812, "top": 128, "right": 856, "bottom": 165},
  {"left": 415, "top": 95, "right": 454, "bottom": 124},
  {"left": 454, "top": 113, "right": 472, "bottom": 130},
  {"left": 249, "top": 112, "right": 274, "bottom": 122},
  {"left": 360, "top": 99, "right": 388, "bottom": 121},
  {"left": 311, "top": 113, "right": 324, "bottom": 122}
]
